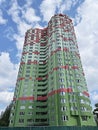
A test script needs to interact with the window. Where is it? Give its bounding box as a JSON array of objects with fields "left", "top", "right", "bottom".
[
  {"left": 57, "top": 43, "right": 61, "bottom": 45},
  {"left": 10, "top": 120, "right": 13, "bottom": 124},
  {"left": 28, "top": 106, "right": 33, "bottom": 109},
  {"left": 29, "top": 100, "right": 33, "bottom": 103},
  {"left": 34, "top": 56, "right": 38, "bottom": 59},
  {"left": 51, "top": 76, "right": 53, "bottom": 80},
  {"left": 61, "top": 106, "right": 67, "bottom": 111},
  {"left": 51, "top": 116, "right": 55, "bottom": 121},
  {"left": 77, "top": 86, "right": 82, "bottom": 90},
  {"left": 26, "top": 70, "right": 30, "bottom": 73},
  {"left": 28, "top": 59, "right": 31, "bottom": 62},
  {"left": 19, "top": 119, "right": 24, "bottom": 123},
  {"left": 25, "top": 74, "right": 29, "bottom": 77},
  {"left": 77, "top": 79, "right": 80, "bottom": 83},
  {"left": 26, "top": 66, "right": 31, "bottom": 69},
  {"left": 86, "top": 101, "right": 90, "bottom": 105},
  {"left": 28, "top": 56, "right": 32, "bottom": 58},
  {"left": 10, "top": 113, "right": 14, "bottom": 116},
  {"left": 59, "top": 68, "right": 62, "bottom": 71},
  {"left": 59, "top": 78, "right": 64, "bottom": 82},
  {"left": 31, "top": 88, "right": 34, "bottom": 92},
  {"left": 58, "top": 46, "right": 61, "bottom": 48},
  {"left": 80, "top": 99, "right": 85, "bottom": 104},
  {"left": 27, "top": 119, "right": 33, "bottom": 123},
  {"left": 32, "top": 83, "right": 34, "bottom": 87},
  {"left": 58, "top": 58, "right": 62, "bottom": 61},
  {"left": 19, "top": 112, "right": 25, "bottom": 115},
  {"left": 81, "top": 116, "right": 87, "bottom": 121},
  {"left": 35, "top": 47, "right": 38, "bottom": 49},
  {"left": 81, "top": 107, "right": 86, "bottom": 111},
  {"left": 29, "top": 47, "right": 33, "bottom": 49},
  {"left": 58, "top": 63, "right": 63, "bottom": 66},
  {"left": 21, "top": 100, "right": 26, "bottom": 104},
  {"left": 29, "top": 49, "right": 32, "bottom": 52},
  {"left": 29, "top": 53, "right": 32, "bottom": 55},
  {"left": 71, "top": 106, "right": 77, "bottom": 111},
  {"left": 62, "top": 115, "right": 68, "bottom": 121},
  {"left": 20, "top": 106, "right": 25, "bottom": 109},
  {"left": 79, "top": 92, "right": 83, "bottom": 96},
  {"left": 12, "top": 106, "right": 15, "bottom": 110},
  {"left": 60, "top": 84, "right": 65, "bottom": 88},
  {"left": 61, "top": 98, "right": 66, "bottom": 103},
  {"left": 70, "top": 97, "right": 76, "bottom": 102},
  {"left": 60, "top": 92, "right": 65, "bottom": 95},
  {"left": 28, "top": 112, "right": 33, "bottom": 115},
  {"left": 59, "top": 73, "right": 64, "bottom": 76}
]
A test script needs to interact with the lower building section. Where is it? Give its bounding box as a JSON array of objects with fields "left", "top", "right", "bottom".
[{"left": 9, "top": 92, "right": 96, "bottom": 127}]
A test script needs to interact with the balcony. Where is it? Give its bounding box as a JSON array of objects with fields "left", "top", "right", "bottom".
[
  {"left": 70, "top": 110, "right": 79, "bottom": 116},
  {"left": 80, "top": 111, "right": 91, "bottom": 116},
  {"left": 37, "top": 81, "right": 48, "bottom": 85}
]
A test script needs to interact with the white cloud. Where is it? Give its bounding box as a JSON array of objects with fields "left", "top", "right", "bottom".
[
  {"left": 0, "top": 0, "right": 5, "bottom": 4},
  {"left": 13, "top": 34, "right": 24, "bottom": 51},
  {"left": 0, "top": 91, "right": 14, "bottom": 113},
  {"left": 0, "top": 10, "right": 7, "bottom": 24},
  {"left": 8, "top": 0, "right": 40, "bottom": 25},
  {"left": 91, "top": 92, "right": 98, "bottom": 103},
  {"left": 24, "top": 0, "right": 33, "bottom": 7},
  {"left": 40, "top": 0, "right": 79, "bottom": 22},
  {"left": 0, "top": 91, "right": 13, "bottom": 105},
  {"left": 75, "top": 0, "right": 98, "bottom": 91},
  {"left": 59, "top": 0, "right": 79, "bottom": 12},
  {"left": 4, "top": 27, "right": 15, "bottom": 41},
  {"left": 40, "top": 0, "right": 62, "bottom": 22},
  {"left": 8, "top": 0, "right": 21, "bottom": 23},
  {"left": 0, "top": 52, "right": 18, "bottom": 91},
  {"left": 0, "top": 52, "right": 18, "bottom": 113},
  {"left": 8, "top": 0, "right": 41, "bottom": 54},
  {"left": 90, "top": 91, "right": 98, "bottom": 108},
  {"left": 13, "top": 21, "right": 32, "bottom": 54},
  {"left": 23, "top": 8, "right": 40, "bottom": 24},
  {"left": 7, "top": 0, "right": 25, "bottom": 53}
]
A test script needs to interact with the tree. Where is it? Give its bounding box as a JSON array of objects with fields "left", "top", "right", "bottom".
[
  {"left": 93, "top": 103, "right": 98, "bottom": 126},
  {"left": 0, "top": 111, "right": 4, "bottom": 119},
  {"left": 0, "top": 103, "right": 12, "bottom": 126}
]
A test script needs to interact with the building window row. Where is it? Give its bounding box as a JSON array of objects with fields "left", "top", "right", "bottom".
[
  {"left": 20, "top": 105, "right": 34, "bottom": 110},
  {"left": 18, "top": 118, "right": 34, "bottom": 123}
]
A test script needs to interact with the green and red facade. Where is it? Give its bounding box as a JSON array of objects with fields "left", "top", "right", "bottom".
[{"left": 9, "top": 14, "right": 96, "bottom": 127}]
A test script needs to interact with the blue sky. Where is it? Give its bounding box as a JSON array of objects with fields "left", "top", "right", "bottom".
[{"left": 0, "top": 0, "right": 98, "bottom": 114}]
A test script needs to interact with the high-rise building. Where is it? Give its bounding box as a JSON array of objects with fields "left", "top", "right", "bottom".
[{"left": 9, "top": 14, "right": 96, "bottom": 127}]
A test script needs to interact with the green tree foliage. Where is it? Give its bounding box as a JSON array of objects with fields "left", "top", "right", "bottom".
[
  {"left": 93, "top": 103, "right": 98, "bottom": 126},
  {"left": 0, "top": 103, "right": 12, "bottom": 126}
]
